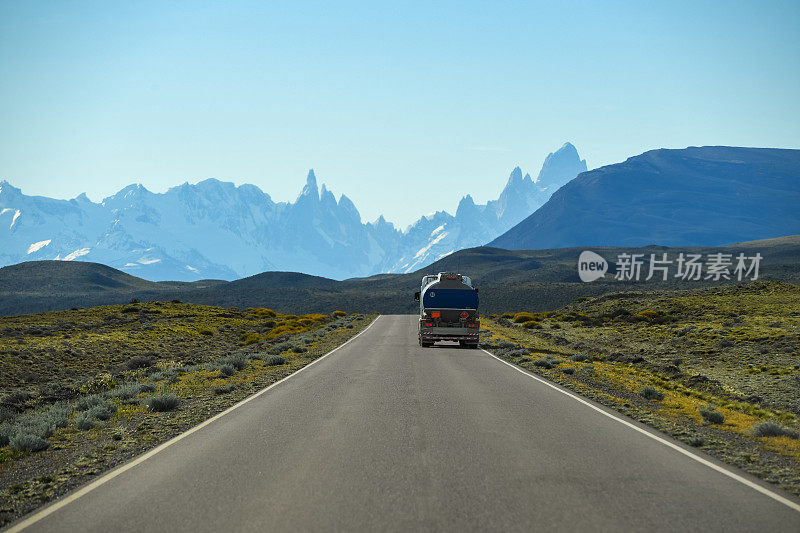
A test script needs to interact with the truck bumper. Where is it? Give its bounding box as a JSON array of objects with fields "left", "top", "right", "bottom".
[{"left": 419, "top": 327, "right": 479, "bottom": 342}]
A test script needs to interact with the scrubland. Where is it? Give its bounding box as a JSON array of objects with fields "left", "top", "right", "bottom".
[{"left": 0, "top": 301, "right": 374, "bottom": 526}]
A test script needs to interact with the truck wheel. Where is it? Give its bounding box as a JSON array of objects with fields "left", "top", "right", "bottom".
[{"left": 421, "top": 342, "right": 433, "bottom": 348}]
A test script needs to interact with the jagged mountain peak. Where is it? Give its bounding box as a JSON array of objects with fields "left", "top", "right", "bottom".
[
  {"left": 536, "top": 141, "right": 588, "bottom": 188},
  {"left": 506, "top": 166, "right": 523, "bottom": 185},
  {"left": 0, "top": 181, "right": 22, "bottom": 197}
]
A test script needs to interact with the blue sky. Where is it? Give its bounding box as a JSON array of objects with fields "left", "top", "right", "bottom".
[{"left": 1, "top": 1, "right": 798, "bottom": 227}]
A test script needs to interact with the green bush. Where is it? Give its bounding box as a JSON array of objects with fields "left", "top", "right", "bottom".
[
  {"left": 521, "top": 320, "right": 540, "bottom": 329},
  {"left": 640, "top": 386, "right": 664, "bottom": 401},
  {"left": 10, "top": 432, "right": 49, "bottom": 452},
  {"left": 107, "top": 382, "right": 154, "bottom": 402},
  {"left": 143, "top": 393, "right": 181, "bottom": 412},
  {"left": 532, "top": 356, "right": 558, "bottom": 369},
  {"left": 752, "top": 421, "right": 799, "bottom": 439},
  {"left": 699, "top": 407, "right": 725, "bottom": 425},
  {"left": 240, "top": 332, "right": 260, "bottom": 345},
  {"left": 75, "top": 411, "right": 97, "bottom": 430},
  {"left": 332, "top": 310, "right": 347, "bottom": 318},
  {"left": 84, "top": 403, "right": 117, "bottom": 421},
  {"left": 513, "top": 312, "right": 537, "bottom": 323},
  {"left": 0, "top": 425, "right": 15, "bottom": 446},
  {"left": 220, "top": 353, "right": 248, "bottom": 371},
  {"left": 212, "top": 384, "right": 236, "bottom": 395},
  {"left": 0, "top": 406, "right": 17, "bottom": 425},
  {"left": 75, "top": 394, "right": 107, "bottom": 411},
  {"left": 265, "top": 355, "right": 286, "bottom": 366},
  {"left": 218, "top": 364, "right": 236, "bottom": 377},
  {"left": 570, "top": 354, "right": 591, "bottom": 362}
]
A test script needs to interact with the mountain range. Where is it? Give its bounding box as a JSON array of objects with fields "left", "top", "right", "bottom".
[
  {"left": 2, "top": 235, "right": 798, "bottom": 317},
  {"left": 490, "top": 146, "right": 800, "bottom": 250},
  {"left": 0, "top": 143, "right": 586, "bottom": 281}
]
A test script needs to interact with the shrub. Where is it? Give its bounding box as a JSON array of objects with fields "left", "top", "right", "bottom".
[
  {"left": 570, "top": 354, "right": 591, "bottom": 362},
  {"left": 513, "top": 312, "right": 537, "bottom": 323},
  {"left": 265, "top": 355, "right": 286, "bottom": 366},
  {"left": 75, "top": 394, "right": 108, "bottom": 411},
  {"left": 0, "top": 406, "right": 18, "bottom": 424},
  {"left": 532, "top": 357, "right": 556, "bottom": 369},
  {"left": 752, "top": 421, "right": 799, "bottom": 439},
  {"left": 240, "top": 332, "right": 261, "bottom": 345},
  {"left": 501, "top": 313, "right": 514, "bottom": 319},
  {"left": 522, "top": 320, "right": 540, "bottom": 329},
  {"left": 268, "top": 342, "right": 291, "bottom": 355},
  {"left": 292, "top": 346, "right": 308, "bottom": 353},
  {"left": 218, "top": 364, "right": 236, "bottom": 377},
  {"left": 0, "top": 425, "right": 15, "bottom": 446},
  {"left": 332, "top": 310, "right": 347, "bottom": 318},
  {"left": 199, "top": 328, "right": 214, "bottom": 336},
  {"left": 687, "top": 436, "right": 705, "bottom": 447},
  {"left": 44, "top": 403, "right": 72, "bottom": 428},
  {"left": 11, "top": 407, "right": 68, "bottom": 440},
  {"left": 10, "top": 432, "right": 49, "bottom": 452},
  {"left": 75, "top": 411, "right": 97, "bottom": 430},
  {"left": 220, "top": 353, "right": 248, "bottom": 371},
  {"left": 144, "top": 393, "right": 181, "bottom": 412},
  {"left": 125, "top": 355, "right": 154, "bottom": 370},
  {"left": 212, "top": 384, "right": 236, "bottom": 395},
  {"left": 699, "top": 407, "right": 725, "bottom": 425},
  {"left": 561, "top": 367, "right": 575, "bottom": 375},
  {"left": 640, "top": 386, "right": 664, "bottom": 401},
  {"left": 635, "top": 310, "right": 660, "bottom": 320},
  {"left": 108, "top": 382, "right": 154, "bottom": 402},
  {"left": 2, "top": 390, "right": 31, "bottom": 408},
  {"left": 84, "top": 403, "right": 117, "bottom": 421}
]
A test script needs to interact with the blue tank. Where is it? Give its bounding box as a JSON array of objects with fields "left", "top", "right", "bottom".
[{"left": 414, "top": 272, "right": 479, "bottom": 349}]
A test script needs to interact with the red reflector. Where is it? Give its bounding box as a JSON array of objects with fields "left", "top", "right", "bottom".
[
  {"left": 460, "top": 311, "right": 469, "bottom": 319},
  {"left": 432, "top": 312, "right": 440, "bottom": 318}
]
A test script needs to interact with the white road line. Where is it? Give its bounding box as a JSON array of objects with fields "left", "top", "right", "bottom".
[
  {"left": 6, "top": 315, "right": 382, "bottom": 533},
  {"left": 481, "top": 348, "right": 800, "bottom": 514}
]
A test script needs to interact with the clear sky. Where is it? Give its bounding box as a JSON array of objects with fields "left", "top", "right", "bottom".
[{"left": 1, "top": 1, "right": 799, "bottom": 227}]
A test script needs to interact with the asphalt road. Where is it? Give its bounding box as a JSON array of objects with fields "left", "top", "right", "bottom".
[{"left": 13, "top": 315, "right": 800, "bottom": 532}]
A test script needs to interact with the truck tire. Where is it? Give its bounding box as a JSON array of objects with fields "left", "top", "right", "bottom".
[{"left": 421, "top": 342, "right": 433, "bottom": 348}]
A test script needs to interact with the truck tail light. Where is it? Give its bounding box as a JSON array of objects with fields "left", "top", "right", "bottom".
[{"left": 431, "top": 312, "right": 440, "bottom": 318}]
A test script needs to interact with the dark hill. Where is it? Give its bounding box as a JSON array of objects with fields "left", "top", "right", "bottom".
[
  {"left": 489, "top": 146, "right": 800, "bottom": 250},
  {"left": 1, "top": 236, "right": 799, "bottom": 316}
]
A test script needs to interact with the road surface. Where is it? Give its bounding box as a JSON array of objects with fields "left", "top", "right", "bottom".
[{"left": 12, "top": 315, "right": 800, "bottom": 532}]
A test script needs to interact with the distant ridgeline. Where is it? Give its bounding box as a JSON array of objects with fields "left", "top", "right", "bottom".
[
  {"left": 1, "top": 236, "right": 799, "bottom": 316},
  {"left": 0, "top": 143, "right": 586, "bottom": 282}
]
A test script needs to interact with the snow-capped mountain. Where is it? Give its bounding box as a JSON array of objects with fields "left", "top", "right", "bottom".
[
  {"left": 0, "top": 143, "right": 587, "bottom": 280},
  {"left": 388, "top": 142, "right": 587, "bottom": 272}
]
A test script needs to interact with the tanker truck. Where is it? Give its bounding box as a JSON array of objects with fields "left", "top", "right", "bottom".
[{"left": 414, "top": 272, "right": 479, "bottom": 348}]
